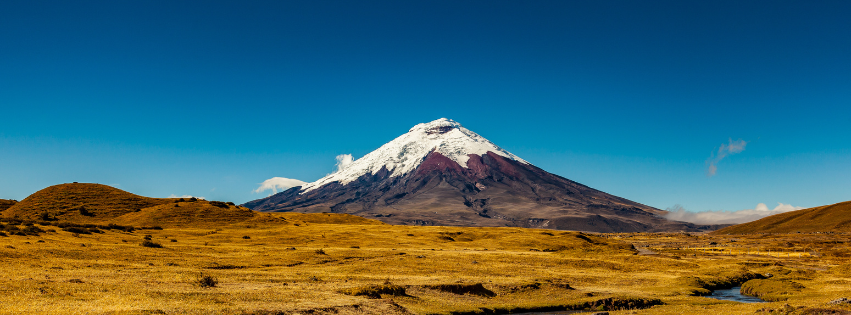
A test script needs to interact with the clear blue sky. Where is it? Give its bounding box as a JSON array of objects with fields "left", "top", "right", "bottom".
[{"left": 1, "top": 1, "right": 850, "bottom": 213}]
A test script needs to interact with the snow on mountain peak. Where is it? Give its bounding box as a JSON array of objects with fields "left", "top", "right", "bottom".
[{"left": 300, "top": 118, "right": 528, "bottom": 192}]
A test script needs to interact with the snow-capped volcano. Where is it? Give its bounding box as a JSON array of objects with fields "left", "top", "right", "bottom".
[
  {"left": 244, "top": 118, "right": 716, "bottom": 233},
  {"left": 301, "top": 118, "right": 527, "bottom": 192}
]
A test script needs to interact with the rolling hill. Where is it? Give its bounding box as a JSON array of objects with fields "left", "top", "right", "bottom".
[
  {"left": 1, "top": 183, "right": 274, "bottom": 228},
  {"left": 713, "top": 200, "right": 851, "bottom": 234},
  {"left": 2, "top": 183, "right": 173, "bottom": 222}
]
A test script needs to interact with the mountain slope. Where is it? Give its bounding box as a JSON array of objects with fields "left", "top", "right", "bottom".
[
  {"left": 245, "top": 118, "right": 704, "bottom": 232},
  {"left": 713, "top": 200, "right": 851, "bottom": 234}
]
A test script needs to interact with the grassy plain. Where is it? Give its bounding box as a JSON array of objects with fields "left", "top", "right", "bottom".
[{"left": 1, "top": 213, "right": 850, "bottom": 315}]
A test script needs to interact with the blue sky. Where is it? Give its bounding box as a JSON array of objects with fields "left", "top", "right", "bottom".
[{"left": 1, "top": 1, "right": 850, "bottom": 218}]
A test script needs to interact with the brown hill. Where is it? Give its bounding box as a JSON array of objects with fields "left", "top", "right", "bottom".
[
  {"left": 0, "top": 199, "right": 16, "bottom": 212},
  {"left": 713, "top": 200, "right": 851, "bottom": 234},
  {"left": 2, "top": 183, "right": 173, "bottom": 222},
  {"left": 110, "top": 199, "right": 260, "bottom": 227}
]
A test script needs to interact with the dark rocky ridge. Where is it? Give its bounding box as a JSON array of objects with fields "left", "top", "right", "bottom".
[{"left": 244, "top": 151, "right": 711, "bottom": 232}]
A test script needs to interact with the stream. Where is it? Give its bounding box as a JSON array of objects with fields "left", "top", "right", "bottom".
[
  {"left": 509, "top": 287, "right": 765, "bottom": 315},
  {"left": 707, "top": 286, "right": 766, "bottom": 303}
]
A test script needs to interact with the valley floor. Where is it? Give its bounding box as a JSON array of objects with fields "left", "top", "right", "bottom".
[{"left": 1, "top": 215, "right": 850, "bottom": 315}]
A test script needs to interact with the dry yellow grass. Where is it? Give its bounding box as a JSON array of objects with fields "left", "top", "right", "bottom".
[{"left": 1, "top": 215, "right": 850, "bottom": 314}]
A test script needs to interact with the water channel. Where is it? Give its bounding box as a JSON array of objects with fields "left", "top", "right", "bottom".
[
  {"left": 506, "top": 287, "right": 766, "bottom": 315},
  {"left": 708, "top": 286, "right": 766, "bottom": 303},
  {"left": 512, "top": 311, "right": 585, "bottom": 315}
]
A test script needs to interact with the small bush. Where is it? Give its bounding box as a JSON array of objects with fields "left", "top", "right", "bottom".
[
  {"left": 21, "top": 225, "right": 44, "bottom": 235},
  {"left": 195, "top": 273, "right": 218, "bottom": 288},
  {"left": 315, "top": 249, "right": 327, "bottom": 255},
  {"left": 78, "top": 206, "right": 92, "bottom": 216},
  {"left": 170, "top": 239, "right": 177, "bottom": 242},
  {"left": 242, "top": 236, "right": 250, "bottom": 239},
  {"left": 209, "top": 201, "right": 229, "bottom": 208},
  {"left": 143, "top": 234, "right": 152, "bottom": 240},
  {"left": 206, "top": 264, "right": 245, "bottom": 270},
  {"left": 141, "top": 239, "right": 163, "bottom": 248},
  {"left": 62, "top": 227, "right": 91, "bottom": 234}
]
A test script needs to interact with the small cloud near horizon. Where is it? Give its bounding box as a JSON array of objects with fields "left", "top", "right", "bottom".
[
  {"left": 253, "top": 177, "right": 307, "bottom": 195},
  {"left": 168, "top": 194, "right": 205, "bottom": 200},
  {"left": 664, "top": 203, "right": 804, "bottom": 225},
  {"left": 706, "top": 138, "right": 747, "bottom": 177},
  {"left": 335, "top": 154, "right": 354, "bottom": 172}
]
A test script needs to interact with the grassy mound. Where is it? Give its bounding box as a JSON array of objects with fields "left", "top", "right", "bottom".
[
  {"left": 740, "top": 279, "right": 805, "bottom": 301},
  {"left": 2, "top": 183, "right": 172, "bottom": 222},
  {"left": 111, "top": 199, "right": 258, "bottom": 228},
  {"left": 714, "top": 200, "right": 851, "bottom": 234},
  {"left": 0, "top": 199, "right": 16, "bottom": 212}
]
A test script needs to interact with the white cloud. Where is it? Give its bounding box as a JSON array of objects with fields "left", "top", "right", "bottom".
[
  {"left": 706, "top": 138, "right": 748, "bottom": 177},
  {"left": 335, "top": 154, "right": 354, "bottom": 173},
  {"left": 168, "top": 194, "right": 205, "bottom": 200},
  {"left": 664, "top": 203, "right": 805, "bottom": 225},
  {"left": 253, "top": 177, "right": 307, "bottom": 194}
]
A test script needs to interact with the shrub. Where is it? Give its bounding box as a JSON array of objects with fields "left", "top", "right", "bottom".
[
  {"left": 62, "top": 227, "right": 91, "bottom": 234},
  {"left": 242, "top": 236, "right": 250, "bottom": 239},
  {"left": 209, "top": 201, "right": 229, "bottom": 208},
  {"left": 78, "top": 206, "right": 92, "bottom": 216},
  {"left": 195, "top": 273, "right": 218, "bottom": 288},
  {"left": 141, "top": 239, "right": 163, "bottom": 248},
  {"left": 143, "top": 235, "right": 152, "bottom": 240},
  {"left": 22, "top": 225, "right": 44, "bottom": 235},
  {"left": 315, "top": 249, "right": 327, "bottom": 255}
]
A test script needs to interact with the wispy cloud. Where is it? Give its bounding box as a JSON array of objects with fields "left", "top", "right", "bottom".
[
  {"left": 253, "top": 177, "right": 307, "bottom": 194},
  {"left": 664, "top": 203, "right": 804, "bottom": 225},
  {"left": 706, "top": 138, "right": 748, "bottom": 177},
  {"left": 335, "top": 154, "right": 354, "bottom": 172},
  {"left": 168, "top": 194, "right": 205, "bottom": 200}
]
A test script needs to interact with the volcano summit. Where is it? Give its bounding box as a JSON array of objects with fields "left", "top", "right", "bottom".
[{"left": 244, "top": 118, "right": 705, "bottom": 232}]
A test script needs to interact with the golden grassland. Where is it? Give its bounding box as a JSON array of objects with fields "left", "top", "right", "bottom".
[{"left": 1, "top": 213, "right": 851, "bottom": 315}]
